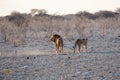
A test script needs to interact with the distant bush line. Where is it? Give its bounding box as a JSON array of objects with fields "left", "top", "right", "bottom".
[{"left": 0, "top": 9, "right": 120, "bottom": 46}]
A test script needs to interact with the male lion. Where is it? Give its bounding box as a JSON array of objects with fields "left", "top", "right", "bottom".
[
  {"left": 73, "top": 38, "right": 88, "bottom": 53},
  {"left": 50, "top": 34, "right": 63, "bottom": 54}
]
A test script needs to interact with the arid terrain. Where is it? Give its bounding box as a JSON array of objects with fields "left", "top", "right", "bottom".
[
  {"left": 0, "top": 10, "right": 120, "bottom": 80},
  {"left": 0, "top": 52, "right": 120, "bottom": 80},
  {"left": 0, "top": 36, "right": 120, "bottom": 80}
]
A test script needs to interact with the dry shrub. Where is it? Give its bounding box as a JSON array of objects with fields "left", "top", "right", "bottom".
[
  {"left": 30, "top": 14, "right": 120, "bottom": 40},
  {"left": 0, "top": 13, "right": 30, "bottom": 47},
  {"left": 0, "top": 10, "right": 120, "bottom": 46}
]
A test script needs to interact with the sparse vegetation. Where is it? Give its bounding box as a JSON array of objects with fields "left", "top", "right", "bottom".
[
  {"left": 0, "top": 11, "right": 30, "bottom": 46},
  {"left": 0, "top": 9, "right": 120, "bottom": 46},
  {"left": 0, "top": 8, "right": 120, "bottom": 80}
]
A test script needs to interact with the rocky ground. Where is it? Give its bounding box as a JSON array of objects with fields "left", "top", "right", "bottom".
[
  {"left": 0, "top": 53, "right": 120, "bottom": 80},
  {"left": 0, "top": 36, "right": 120, "bottom": 80}
]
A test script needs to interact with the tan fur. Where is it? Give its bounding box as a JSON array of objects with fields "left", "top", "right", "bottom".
[
  {"left": 50, "top": 34, "right": 63, "bottom": 54},
  {"left": 73, "top": 38, "right": 88, "bottom": 53}
]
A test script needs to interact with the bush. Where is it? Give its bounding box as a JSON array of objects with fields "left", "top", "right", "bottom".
[
  {"left": 94, "top": 10, "right": 118, "bottom": 18},
  {"left": 76, "top": 11, "right": 97, "bottom": 19},
  {"left": 0, "top": 12, "right": 30, "bottom": 46}
]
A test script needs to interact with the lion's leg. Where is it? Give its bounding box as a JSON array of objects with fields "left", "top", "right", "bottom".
[
  {"left": 60, "top": 46, "right": 63, "bottom": 54},
  {"left": 55, "top": 47, "right": 57, "bottom": 53},
  {"left": 85, "top": 44, "right": 87, "bottom": 52},
  {"left": 81, "top": 44, "right": 85, "bottom": 52},
  {"left": 59, "top": 40, "right": 63, "bottom": 54},
  {"left": 78, "top": 45, "right": 80, "bottom": 53},
  {"left": 58, "top": 46, "right": 61, "bottom": 53},
  {"left": 60, "top": 46, "right": 62, "bottom": 53},
  {"left": 55, "top": 44, "right": 59, "bottom": 53},
  {"left": 61, "top": 46, "right": 63, "bottom": 53},
  {"left": 59, "top": 45, "right": 63, "bottom": 54}
]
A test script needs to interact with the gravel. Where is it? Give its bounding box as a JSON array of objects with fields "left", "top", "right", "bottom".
[{"left": 0, "top": 53, "right": 120, "bottom": 80}]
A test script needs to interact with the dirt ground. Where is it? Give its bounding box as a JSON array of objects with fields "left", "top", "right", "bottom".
[
  {"left": 0, "top": 36, "right": 120, "bottom": 80},
  {"left": 0, "top": 52, "right": 120, "bottom": 80}
]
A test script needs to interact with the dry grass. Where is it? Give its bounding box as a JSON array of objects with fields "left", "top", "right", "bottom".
[
  {"left": 0, "top": 14, "right": 29, "bottom": 46},
  {"left": 0, "top": 12, "right": 120, "bottom": 46}
]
